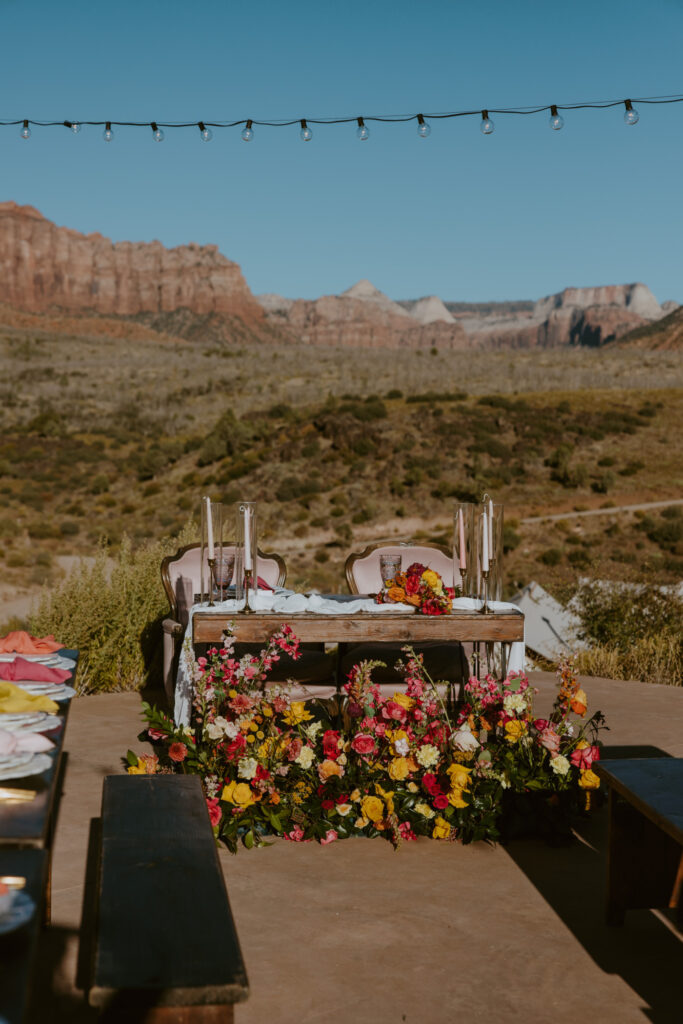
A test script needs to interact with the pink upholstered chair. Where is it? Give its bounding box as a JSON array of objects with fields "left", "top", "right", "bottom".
[
  {"left": 341, "top": 540, "right": 468, "bottom": 691},
  {"left": 161, "top": 543, "right": 287, "bottom": 701},
  {"left": 161, "top": 543, "right": 335, "bottom": 706}
]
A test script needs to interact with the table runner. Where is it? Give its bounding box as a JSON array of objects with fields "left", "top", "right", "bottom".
[{"left": 174, "top": 590, "right": 525, "bottom": 726}]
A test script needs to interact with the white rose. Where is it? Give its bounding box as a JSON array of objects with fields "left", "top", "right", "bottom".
[
  {"left": 205, "top": 722, "right": 224, "bottom": 741},
  {"left": 394, "top": 738, "right": 410, "bottom": 756},
  {"left": 337, "top": 752, "right": 348, "bottom": 766},
  {"left": 295, "top": 746, "right": 316, "bottom": 769},
  {"left": 415, "top": 802, "right": 435, "bottom": 819},
  {"left": 336, "top": 803, "right": 352, "bottom": 816},
  {"left": 451, "top": 727, "right": 480, "bottom": 752},
  {"left": 550, "top": 755, "right": 570, "bottom": 776},
  {"left": 238, "top": 757, "right": 258, "bottom": 780},
  {"left": 503, "top": 693, "right": 527, "bottom": 714},
  {"left": 416, "top": 743, "right": 440, "bottom": 768}
]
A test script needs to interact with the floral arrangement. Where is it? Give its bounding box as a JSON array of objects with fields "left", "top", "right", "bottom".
[
  {"left": 127, "top": 628, "right": 605, "bottom": 850},
  {"left": 375, "top": 562, "right": 454, "bottom": 615}
]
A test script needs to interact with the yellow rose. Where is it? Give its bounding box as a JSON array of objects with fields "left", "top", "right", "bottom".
[
  {"left": 360, "top": 795, "right": 384, "bottom": 823},
  {"left": 221, "top": 781, "right": 255, "bottom": 808},
  {"left": 446, "top": 763, "right": 472, "bottom": 791},
  {"left": 505, "top": 720, "right": 527, "bottom": 744},
  {"left": 374, "top": 783, "right": 395, "bottom": 815},
  {"left": 432, "top": 816, "right": 452, "bottom": 840},
  {"left": 350, "top": 789, "right": 361, "bottom": 802},
  {"left": 415, "top": 801, "right": 435, "bottom": 819},
  {"left": 354, "top": 816, "right": 369, "bottom": 829},
  {"left": 127, "top": 758, "right": 146, "bottom": 775},
  {"left": 336, "top": 803, "right": 352, "bottom": 817},
  {"left": 387, "top": 757, "right": 411, "bottom": 781},
  {"left": 448, "top": 789, "right": 468, "bottom": 809},
  {"left": 392, "top": 693, "right": 415, "bottom": 711},
  {"left": 407, "top": 782, "right": 419, "bottom": 793},
  {"left": 578, "top": 768, "right": 601, "bottom": 790},
  {"left": 319, "top": 759, "right": 344, "bottom": 780},
  {"left": 421, "top": 569, "right": 440, "bottom": 590},
  {"left": 282, "top": 701, "right": 313, "bottom": 725}
]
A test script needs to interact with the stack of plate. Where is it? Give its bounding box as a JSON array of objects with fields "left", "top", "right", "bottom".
[
  {"left": 0, "top": 751, "right": 52, "bottom": 782},
  {"left": 13, "top": 682, "right": 76, "bottom": 702},
  {"left": 0, "top": 653, "right": 76, "bottom": 671},
  {"left": 0, "top": 712, "right": 62, "bottom": 734}
]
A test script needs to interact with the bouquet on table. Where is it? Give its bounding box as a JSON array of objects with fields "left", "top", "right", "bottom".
[{"left": 375, "top": 562, "right": 455, "bottom": 615}]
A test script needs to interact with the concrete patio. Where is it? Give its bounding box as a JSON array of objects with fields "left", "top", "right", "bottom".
[{"left": 30, "top": 672, "right": 682, "bottom": 1024}]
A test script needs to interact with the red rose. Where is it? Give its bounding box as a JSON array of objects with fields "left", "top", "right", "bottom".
[
  {"left": 423, "top": 773, "right": 442, "bottom": 797},
  {"left": 433, "top": 793, "right": 449, "bottom": 810},
  {"left": 226, "top": 734, "right": 247, "bottom": 760},
  {"left": 534, "top": 719, "right": 548, "bottom": 732},
  {"left": 322, "top": 730, "right": 341, "bottom": 760},
  {"left": 206, "top": 797, "right": 222, "bottom": 828},
  {"left": 405, "top": 574, "right": 421, "bottom": 596},
  {"left": 406, "top": 562, "right": 427, "bottom": 576},
  {"left": 321, "top": 799, "right": 335, "bottom": 810},
  {"left": 335, "top": 793, "right": 349, "bottom": 804},
  {"left": 168, "top": 742, "right": 188, "bottom": 763},
  {"left": 351, "top": 733, "right": 376, "bottom": 755}
]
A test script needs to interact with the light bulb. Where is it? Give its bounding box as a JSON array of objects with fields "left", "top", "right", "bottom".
[
  {"left": 417, "top": 114, "right": 431, "bottom": 138},
  {"left": 241, "top": 120, "right": 254, "bottom": 142},
  {"left": 103, "top": 122, "right": 114, "bottom": 142},
  {"left": 549, "top": 105, "right": 564, "bottom": 131},
  {"left": 151, "top": 122, "right": 164, "bottom": 142},
  {"left": 300, "top": 119, "right": 312, "bottom": 142},
  {"left": 20, "top": 120, "right": 31, "bottom": 140},
  {"left": 198, "top": 122, "right": 213, "bottom": 141},
  {"left": 624, "top": 100, "right": 639, "bottom": 126},
  {"left": 356, "top": 117, "right": 369, "bottom": 141},
  {"left": 65, "top": 120, "right": 81, "bottom": 134},
  {"left": 480, "top": 110, "right": 494, "bottom": 135}
]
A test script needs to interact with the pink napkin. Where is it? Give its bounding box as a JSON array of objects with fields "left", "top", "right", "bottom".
[
  {"left": 0, "top": 659, "right": 71, "bottom": 684},
  {"left": 0, "top": 728, "right": 55, "bottom": 754},
  {"left": 256, "top": 577, "right": 273, "bottom": 591},
  {"left": 0, "top": 631, "right": 62, "bottom": 654}
]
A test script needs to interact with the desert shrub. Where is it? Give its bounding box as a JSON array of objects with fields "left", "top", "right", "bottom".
[
  {"left": 597, "top": 456, "right": 616, "bottom": 467},
  {"left": 661, "top": 505, "right": 682, "bottom": 520},
  {"left": 567, "top": 549, "right": 591, "bottom": 568},
  {"left": 0, "top": 516, "right": 20, "bottom": 538},
  {"left": 642, "top": 514, "right": 683, "bottom": 553},
  {"left": 591, "top": 471, "right": 615, "bottom": 494},
  {"left": 28, "top": 522, "right": 61, "bottom": 540},
  {"left": 276, "top": 476, "right": 322, "bottom": 502},
  {"left": 89, "top": 473, "right": 110, "bottom": 494},
  {"left": 385, "top": 388, "right": 403, "bottom": 399},
  {"left": 619, "top": 460, "right": 644, "bottom": 477},
  {"left": 30, "top": 523, "right": 196, "bottom": 694},
  {"left": 575, "top": 635, "right": 682, "bottom": 687},
  {"left": 502, "top": 524, "right": 521, "bottom": 553},
  {"left": 539, "top": 548, "right": 562, "bottom": 566}
]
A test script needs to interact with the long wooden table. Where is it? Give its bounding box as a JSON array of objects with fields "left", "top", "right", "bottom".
[{"left": 193, "top": 607, "right": 524, "bottom": 646}]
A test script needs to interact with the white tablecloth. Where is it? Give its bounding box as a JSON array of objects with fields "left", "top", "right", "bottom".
[{"left": 173, "top": 589, "right": 525, "bottom": 726}]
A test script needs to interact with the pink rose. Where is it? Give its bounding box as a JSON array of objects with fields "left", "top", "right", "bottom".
[
  {"left": 320, "top": 829, "right": 338, "bottom": 845},
  {"left": 147, "top": 728, "right": 166, "bottom": 741},
  {"left": 287, "top": 738, "right": 303, "bottom": 761},
  {"left": 351, "top": 733, "right": 376, "bottom": 756},
  {"left": 570, "top": 745, "right": 600, "bottom": 770},
  {"left": 538, "top": 728, "right": 561, "bottom": 757},
  {"left": 322, "top": 730, "right": 341, "bottom": 760},
  {"left": 284, "top": 826, "right": 306, "bottom": 842},
  {"left": 382, "top": 700, "right": 407, "bottom": 723},
  {"left": 534, "top": 719, "right": 548, "bottom": 732},
  {"left": 229, "top": 693, "right": 254, "bottom": 713}
]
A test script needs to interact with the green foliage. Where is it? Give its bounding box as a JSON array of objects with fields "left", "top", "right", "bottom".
[
  {"left": 539, "top": 548, "right": 562, "bottom": 566},
  {"left": 30, "top": 523, "right": 196, "bottom": 694}
]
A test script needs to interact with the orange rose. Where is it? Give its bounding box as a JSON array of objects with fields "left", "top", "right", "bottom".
[
  {"left": 318, "top": 759, "right": 344, "bottom": 781},
  {"left": 387, "top": 586, "right": 407, "bottom": 604}
]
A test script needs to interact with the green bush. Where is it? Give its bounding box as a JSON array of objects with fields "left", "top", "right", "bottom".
[
  {"left": 539, "top": 548, "right": 562, "bottom": 566},
  {"left": 30, "top": 524, "right": 196, "bottom": 694},
  {"left": 573, "top": 580, "right": 683, "bottom": 656}
]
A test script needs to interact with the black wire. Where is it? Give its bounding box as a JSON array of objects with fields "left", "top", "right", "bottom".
[{"left": 2, "top": 93, "right": 682, "bottom": 129}]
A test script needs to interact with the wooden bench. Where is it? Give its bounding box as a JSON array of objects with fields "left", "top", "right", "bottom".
[
  {"left": 596, "top": 758, "right": 683, "bottom": 928},
  {"left": 87, "top": 774, "right": 249, "bottom": 1022}
]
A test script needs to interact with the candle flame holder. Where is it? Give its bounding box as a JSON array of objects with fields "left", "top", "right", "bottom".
[{"left": 242, "top": 568, "right": 255, "bottom": 614}]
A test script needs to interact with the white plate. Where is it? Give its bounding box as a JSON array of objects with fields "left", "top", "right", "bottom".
[
  {"left": 0, "top": 752, "right": 34, "bottom": 771},
  {"left": 0, "top": 891, "right": 36, "bottom": 934},
  {"left": 0, "top": 753, "right": 52, "bottom": 781},
  {"left": 0, "top": 654, "right": 59, "bottom": 663},
  {"left": 0, "top": 714, "right": 62, "bottom": 734},
  {"left": 15, "top": 684, "right": 75, "bottom": 701}
]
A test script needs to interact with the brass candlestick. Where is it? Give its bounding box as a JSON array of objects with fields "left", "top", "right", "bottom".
[
  {"left": 242, "top": 568, "right": 255, "bottom": 614},
  {"left": 207, "top": 557, "right": 216, "bottom": 607},
  {"left": 481, "top": 569, "right": 491, "bottom": 614}
]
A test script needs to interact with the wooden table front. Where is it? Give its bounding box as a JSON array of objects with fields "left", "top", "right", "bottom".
[{"left": 193, "top": 609, "right": 524, "bottom": 645}]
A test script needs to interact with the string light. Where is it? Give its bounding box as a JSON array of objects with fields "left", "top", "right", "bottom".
[
  {"left": 624, "top": 99, "right": 639, "bottom": 125},
  {"left": 4, "top": 93, "right": 679, "bottom": 145},
  {"left": 549, "top": 104, "right": 564, "bottom": 130},
  {"left": 151, "top": 121, "right": 164, "bottom": 142},
  {"left": 416, "top": 113, "right": 431, "bottom": 138},
  {"left": 480, "top": 110, "right": 494, "bottom": 135}
]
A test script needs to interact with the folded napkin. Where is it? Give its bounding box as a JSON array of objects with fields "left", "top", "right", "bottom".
[
  {"left": 0, "top": 658, "right": 71, "bottom": 684},
  {"left": 0, "top": 682, "right": 60, "bottom": 715},
  {"left": 0, "top": 728, "right": 54, "bottom": 755},
  {"left": 0, "top": 631, "right": 62, "bottom": 654}
]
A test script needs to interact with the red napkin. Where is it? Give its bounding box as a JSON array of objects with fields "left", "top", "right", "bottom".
[
  {"left": 0, "top": 631, "right": 62, "bottom": 654},
  {"left": 0, "top": 658, "right": 71, "bottom": 683},
  {"left": 256, "top": 577, "right": 273, "bottom": 591}
]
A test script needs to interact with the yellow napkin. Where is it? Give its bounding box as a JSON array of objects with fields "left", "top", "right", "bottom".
[{"left": 0, "top": 682, "right": 59, "bottom": 715}]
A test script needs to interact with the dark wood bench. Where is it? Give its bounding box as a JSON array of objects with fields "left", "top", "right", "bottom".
[
  {"left": 596, "top": 758, "right": 683, "bottom": 928},
  {"left": 87, "top": 774, "right": 249, "bottom": 1022}
]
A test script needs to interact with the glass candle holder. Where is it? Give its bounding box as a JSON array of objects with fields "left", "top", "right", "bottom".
[
  {"left": 200, "top": 497, "right": 225, "bottom": 604},
  {"left": 488, "top": 504, "right": 504, "bottom": 602},
  {"left": 453, "top": 503, "right": 478, "bottom": 597},
  {"left": 236, "top": 502, "right": 258, "bottom": 605}
]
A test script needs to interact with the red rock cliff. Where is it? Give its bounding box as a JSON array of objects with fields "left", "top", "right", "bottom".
[{"left": 0, "top": 202, "right": 263, "bottom": 320}]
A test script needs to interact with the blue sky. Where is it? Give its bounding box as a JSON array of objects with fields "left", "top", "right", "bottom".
[{"left": 2, "top": 0, "right": 682, "bottom": 303}]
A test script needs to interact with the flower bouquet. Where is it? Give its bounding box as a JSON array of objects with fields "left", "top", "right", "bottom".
[
  {"left": 375, "top": 562, "right": 455, "bottom": 615},
  {"left": 126, "top": 629, "right": 605, "bottom": 851}
]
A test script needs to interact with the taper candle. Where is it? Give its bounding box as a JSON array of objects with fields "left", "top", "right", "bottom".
[
  {"left": 481, "top": 511, "right": 489, "bottom": 572},
  {"left": 205, "top": 497, "right": 214, "bottom": 559},
  {"left": 243, "top": 506, "right": 253, "bottom": 571},
  {"left": 458, "top": 509, "right": 467, "bottom": 570}
]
